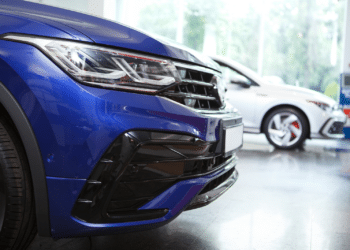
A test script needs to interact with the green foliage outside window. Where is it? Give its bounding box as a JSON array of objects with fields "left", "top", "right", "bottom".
[{"left": 137, "top": 0, "right": 344, "bottom": 97}]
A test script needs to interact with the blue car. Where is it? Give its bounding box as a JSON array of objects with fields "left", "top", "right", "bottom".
[{"left": 0, "top": 1, "right": 243, "bottom": 249}]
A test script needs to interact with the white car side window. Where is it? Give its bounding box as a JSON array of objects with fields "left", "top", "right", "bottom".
[{"left": 220, "top": 65, "right": 253, "bottom": 87}]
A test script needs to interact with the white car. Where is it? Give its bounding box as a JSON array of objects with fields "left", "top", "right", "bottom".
[{"left": 212, "top": 55, "right": 347, "bottom": 149}]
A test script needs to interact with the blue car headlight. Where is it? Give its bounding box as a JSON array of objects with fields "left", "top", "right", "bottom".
[{"left": 3, "top": 34, "right": 181, "bottom": 93}]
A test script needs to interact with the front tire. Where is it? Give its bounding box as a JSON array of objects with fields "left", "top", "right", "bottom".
[
  {"left": 263, "top": 108, "right": 309, "bottom": 150},
  {"left": 0, "top": 116, "right": 37, "bottom": 250}
]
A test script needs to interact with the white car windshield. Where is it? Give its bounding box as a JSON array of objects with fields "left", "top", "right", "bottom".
[{"left": 262, "top": 76, "right": 287, "bottom": 85}]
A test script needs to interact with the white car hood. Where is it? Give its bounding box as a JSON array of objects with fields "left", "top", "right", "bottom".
[{"left": 260, "top": 83, "right": 337, "bottom": 106}]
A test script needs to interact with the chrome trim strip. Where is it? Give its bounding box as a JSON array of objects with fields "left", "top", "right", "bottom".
[
  {"left": 174, "top": 61, "right": 220, "bottom": 75},
  {"left": 158, "top": 97, "right": 242, "bottom": 121},
  {"left": 163, "top": 92, "right": 216, "bottom": 101},
  {"left": 181, "top": 79, "right": 213, "bottom": 87},
  {"left": 195, "top": 108, "right": 240, "bottom": 117}
]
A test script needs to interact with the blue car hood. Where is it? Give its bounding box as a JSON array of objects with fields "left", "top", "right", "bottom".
[{"left": 0, "top": 0, "right": 219, "bottom": 71}]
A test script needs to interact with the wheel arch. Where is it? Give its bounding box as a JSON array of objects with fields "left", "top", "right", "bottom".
[
  {"left": 0, "top": 82, "right": 51, "bottom": 237},
  {"left": 260, "top": 104, "right": 311, "bottom": 138}
]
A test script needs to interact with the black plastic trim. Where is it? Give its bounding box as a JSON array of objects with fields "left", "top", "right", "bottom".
[
  {"left": 0, "top": 82, "right": 50, "bottom": 236},
  {"left": 328, "top": 121, "right": 344, "bottom": 134},
  {"left": 186, "top": 164, "right": 238, "bottom": 211},
  {"left": 71, "top": 130, "right": 239, "bottom": 223},
  {"left": 125, "top": 157, "right": 237, "bottom": 183},
  {"left": 107, "top": 209, "right": 169, "bottom": 223}
]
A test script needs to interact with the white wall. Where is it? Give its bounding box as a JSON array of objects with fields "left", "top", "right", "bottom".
[
  {"left": 342, "top": 0, "right": 350, "bottom": 74},
  {"left": 25, "top": 0, "right": 122, "bottom": 20},
  {"left": 26, "top": 0, "right": 89, "bottom": 14}
]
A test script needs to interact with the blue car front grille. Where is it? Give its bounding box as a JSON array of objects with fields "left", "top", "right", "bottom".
[{"left": 162, "top": 66, "right": 223, "bottom": 110}]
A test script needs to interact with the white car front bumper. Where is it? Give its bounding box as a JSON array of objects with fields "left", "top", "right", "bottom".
[{"left": 312, "top": 109, "right": 347, "bottom": 139}]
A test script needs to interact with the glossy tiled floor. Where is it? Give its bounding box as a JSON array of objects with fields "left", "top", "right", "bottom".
[{"left": 28, "top": 135, "right": 350, "bottom": 250}]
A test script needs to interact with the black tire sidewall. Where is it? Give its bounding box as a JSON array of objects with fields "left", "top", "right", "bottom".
[
  {"left": 0, "top": 116, "right": 36, "bottom": 250},
  {"left": 0, "top": 159, "right": 6, "bottom": 230}
]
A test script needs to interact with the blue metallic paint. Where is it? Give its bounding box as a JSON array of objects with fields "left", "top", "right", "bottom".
[
  {"left": 0, "top": 11, "right": 91, "bottom": 42},
  {"left": 0, "top": 82, "right": 51, "bottom": 236},
  {"left": 0, "top": 0, "right": 219, "bottom": 70},
  {"left": 0, "top": 0, "right": 238, "bottom": 238},
  {"left": 0, "top": 40, "right": 222, "bottom": 179}
]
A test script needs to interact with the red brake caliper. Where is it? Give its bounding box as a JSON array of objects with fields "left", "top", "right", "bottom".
[{"left": 291, "top": 121, "right": 299, "bottom": 138}]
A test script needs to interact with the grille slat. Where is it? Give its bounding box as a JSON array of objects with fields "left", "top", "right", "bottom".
[{"left": 161, "top": 65, "right": 223, "bottom": 110}]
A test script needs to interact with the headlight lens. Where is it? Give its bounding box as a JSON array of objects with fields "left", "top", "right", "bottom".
[
  {"left": 4, "top": 35, "right": 181, "bottom": 93},
  {"left": 332, "top": 104, "right": 342, "bottom": 111},
  {"left": 307, "top": 100, "right": 331, "bottom": 112}
]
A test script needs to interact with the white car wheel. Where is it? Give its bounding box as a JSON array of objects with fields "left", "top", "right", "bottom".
[{"left": 263, "top": 108, "right": 308, "bottom": 149}]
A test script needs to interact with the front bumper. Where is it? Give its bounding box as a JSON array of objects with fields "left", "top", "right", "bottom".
[
  {"left": 71, "top": 130, "right": 240, "bottom": 224},
  {"left": 318, "top": 110, "right": 347, "bottom": 139},
  {"left": 47, "top": 154, "right": 238, "bottom": 238}
]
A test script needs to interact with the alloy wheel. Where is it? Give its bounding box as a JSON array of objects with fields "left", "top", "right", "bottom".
[{"left": 267, "top": 112, "right": 303, "bottom": 147}]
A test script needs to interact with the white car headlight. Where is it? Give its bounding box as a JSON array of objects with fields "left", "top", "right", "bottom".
[
  {"left": 332, "top": 103, "right": 342, "bottom": 111},
  {"left": 3, "top": 34, "right": 181, "bottom": 93},
  {"left": 307, "top": 100, "right": 331, "bottom": 112}
]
